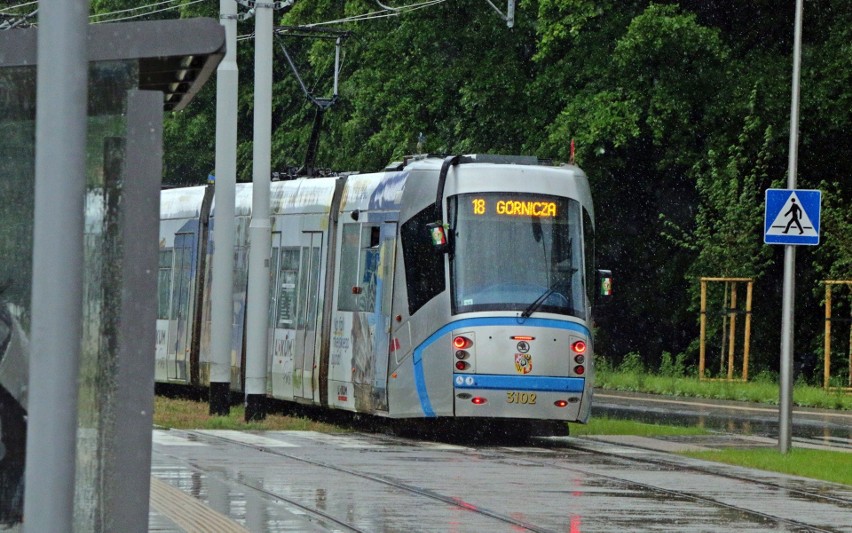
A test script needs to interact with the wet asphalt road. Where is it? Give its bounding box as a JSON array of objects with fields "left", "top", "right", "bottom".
[{"left": 592, "top": 389, "right": 852, "bottom": 447}]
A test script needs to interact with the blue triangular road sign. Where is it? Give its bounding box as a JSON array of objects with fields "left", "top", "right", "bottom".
[{"left": 764, "top": 189, "right": 821, "bottom": 245}]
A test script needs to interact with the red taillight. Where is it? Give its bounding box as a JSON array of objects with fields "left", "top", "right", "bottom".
[
  {"left": 471, "top": 397, "right": 487, "bottom": 405},
  {"left": 554, "top": 400, "right": 568, "bottom": 408},
  {"left": 571, "top": 340, "right": 587, "bottom": 354},
  {"left": 574, "top": 365, "right": 585, "bottom": 375},
  {"left": 455, "top": 361, "right": 470, "bottom": 371},
  {"left": 453, "top": 336, "right": 472, "bottom": 349},
  {"left": 511, "top": 335, "right": 535, "bottom": 341}
]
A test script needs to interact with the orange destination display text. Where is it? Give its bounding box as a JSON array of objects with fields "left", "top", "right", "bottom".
[{"left": 471, "top": 198, "right": 557, "bottom": 217}]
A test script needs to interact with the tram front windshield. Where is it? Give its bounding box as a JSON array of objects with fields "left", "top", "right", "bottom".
[{"left": 448, "top": 193, "right": 586, "bottom": 319}]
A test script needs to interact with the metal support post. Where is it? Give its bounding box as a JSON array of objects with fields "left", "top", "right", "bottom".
[
  {"left": 109, "top": 90, "right": 162, "bottom": 533},
  {"left": 245, "top": 1, "right": 273, "bottom": 421},
  {"left": 779, "top": 247, "right": 796, "bottom": 453},
  {"left": 824, "top": 283, "right": 832, "bottom": 389},
  {"left": 743, "top": 281, "right": 753, "bottom": 381},
  {"left": 727, "top": 283, "right": 738, "bottom": 380},
  {"left": 699, "top": 279, "right": 707, "bottom": 379},
  {"left": 210, "top": 0, "right": 240, "bottom": 416},
  {"left": 23, "top": 2, "right": 89, "bottom": 531},
  {"left": 779, "top": 0, "right": 804, "bottom": 454}
]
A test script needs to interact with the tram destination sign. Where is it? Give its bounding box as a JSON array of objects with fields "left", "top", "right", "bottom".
[{"left": 470, "top": 197, "right": 558, "bottom": 217}]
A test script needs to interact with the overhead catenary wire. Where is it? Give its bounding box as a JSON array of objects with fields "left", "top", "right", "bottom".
[
  {"left": 0, "top": 1, "right": 37, "bottom": 15},
  {"left": 274, "top": 32, "right": 348, "bottom": 107},
  {"left": 91, "top": 0, "right": 206, "bottom": 24},
  {"left": 237, "top": 0, "right": 446, "bottom": 41},
  {"left": 303, "top": 0, "right": 445, "bottom": 28},
  {"left": 89, "top": 0, "right": 185, "bottom": 21},
  {"left": 0, "top": 7, "right": 36, "bottom": 30},
  {"left": 373, "top": 0, "right": 407, "bottom": 11},
  {"left": 1, "top": 0, "right": 204, "bottom": 27}
]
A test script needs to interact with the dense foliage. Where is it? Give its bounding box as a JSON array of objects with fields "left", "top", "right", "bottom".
[{"left": 91, "top": 0, "right": 851, "bottom": 383}]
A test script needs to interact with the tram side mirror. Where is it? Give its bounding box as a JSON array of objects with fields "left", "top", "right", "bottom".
[
  {"left": 426, "top": 221, "right": 449, "bottom": 253},
  {"left": 595, "top": 269, "right": 613, "bottom": 308}
]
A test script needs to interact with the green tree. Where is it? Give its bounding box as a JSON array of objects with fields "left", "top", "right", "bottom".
[
  {"left": 83, "top": 0, "right": 852, "bottom": 374},
  {"left": 665, "top": 88, "right": 779, "bottom": 281}
]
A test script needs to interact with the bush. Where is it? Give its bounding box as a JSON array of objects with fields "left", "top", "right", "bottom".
[
  {"left": 618, "top": 352, "right": 644, "bottom": 374},
  {"left": 659, "top": 351, "right": 688, "bottom": 378},
  {"left": 751, "top": 369, "right": 778, "bottom": 384}
]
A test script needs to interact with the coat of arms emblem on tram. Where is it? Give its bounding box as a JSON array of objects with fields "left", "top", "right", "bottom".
[{"left": 514, "top": 353, "right": 532, "bottom": 374}]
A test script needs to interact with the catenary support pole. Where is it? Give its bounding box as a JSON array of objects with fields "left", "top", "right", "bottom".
[
  {"left": 244, "top": 1, "right": 274, "bottom": 421},
  {"left": 23, "top": 2, "right": 89, "bottom": 531},
  {"left": 779, "top": 0, "right": 804, "bottom": 454},
  {"left": 209, "top": 0, "right": 240, "bottom": 416}
]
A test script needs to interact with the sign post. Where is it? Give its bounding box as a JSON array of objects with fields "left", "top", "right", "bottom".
[
  {"left": 770, "top": 0, "right": 807, "bottom": 455},
  {"left": 763, "top": 187, "right": 820, "bottom": 455}
]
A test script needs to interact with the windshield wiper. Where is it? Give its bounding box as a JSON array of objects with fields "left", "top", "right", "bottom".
[{"left": 520, "top": 287, "right": 556, "bottom": 319}]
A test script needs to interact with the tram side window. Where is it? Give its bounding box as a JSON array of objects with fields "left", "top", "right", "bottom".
[
  {"left": 170, "top": 245, "right": 192, "bottom": 320},
  {"left": 360, "top": 226, "right": 380, "bottom": 313},
  {"left": 338, "top": 223, "right": 360, "bottom": 311},
  {"left": 338, "top": 223, "right": 380, "bottom": 313},
  {"left": 277, "top": 248, "right": 299, "bottom": 328},
  {"left": 583, "top": 208, "right": 594, "bottom": 306},
  {"left": 157, "top": 249, "right": 173, "bottom": 319},
  {"left": 401, "top": 207, "right": 446, "bottom": 315},
  {"left": 301, "top": 245, "right": 321, "bottom": 326},
  {"left": 233, "top": 244, "right": 248, "bottom": 294}
]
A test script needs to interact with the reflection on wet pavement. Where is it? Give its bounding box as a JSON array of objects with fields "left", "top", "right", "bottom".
[
  {"left": 594, "top": 391, "right": 852, "bottom": 445},
  {"left": 148, "top": 428, "right": 852, "bottom": 532}
]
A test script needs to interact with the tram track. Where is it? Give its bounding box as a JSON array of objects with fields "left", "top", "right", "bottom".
[
  {"left": 517, "top": 438, "right": 849, "bottom": 533},
  {"left": 547, "top": 436, "right": 852, "bottom": 508},
  {"left": 180, "top": 429, "right": 558, "bottom": 533},
  {"left": 158, "top": 429, "right": 851, "bottom": 532},
  {"left": 153, "top": 448, "right": 366, "bottom": 533},
  {"left": 378, "top": 432, "right": 850, "bottom": 533}
]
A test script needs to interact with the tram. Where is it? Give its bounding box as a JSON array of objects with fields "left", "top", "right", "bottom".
[{"left": 155, "top": 154, "right": 612, "bottom": 429}]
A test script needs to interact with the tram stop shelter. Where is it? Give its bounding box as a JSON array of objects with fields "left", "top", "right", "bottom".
[{"left": 0, "top": 18, "right": 224, "bottom": 532}]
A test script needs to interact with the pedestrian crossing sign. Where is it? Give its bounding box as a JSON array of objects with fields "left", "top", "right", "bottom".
[{"left": 764, "top": 189, "right": 821, "bottom": 245}]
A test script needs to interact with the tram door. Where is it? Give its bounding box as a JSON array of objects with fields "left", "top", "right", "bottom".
[
  {"left": 373, "top": 222, "right": 398, "bottom": 412},
  {"left": 268, "top": 232, "right": 283, "bottom": 395},
  {"left": 169, "top": 231, "right": 195, "bottom": 381},
  {"left": 295, "top": 231, "right": 322, "bottom": 400},
  {"left": 332, "top": 221, "right": 398, "bottom": 411}
]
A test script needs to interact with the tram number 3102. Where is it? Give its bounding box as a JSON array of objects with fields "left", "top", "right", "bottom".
[{"left": 506, "top": 391, "right": 537, "bottom": 404}]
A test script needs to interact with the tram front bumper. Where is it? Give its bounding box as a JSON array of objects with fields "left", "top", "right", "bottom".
[{"left": 452, "top": 374, "right": 586, "bottom": 420}]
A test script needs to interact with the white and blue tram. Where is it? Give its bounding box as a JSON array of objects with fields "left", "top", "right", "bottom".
[{"left": 155, "top": 154, "right": 611, "bottom": 428}]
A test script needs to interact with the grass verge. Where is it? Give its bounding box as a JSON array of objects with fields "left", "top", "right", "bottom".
[
  {"left": 153, "top": 395, "right": 341, "bottom": 432},
  {"left": 571, "top": 416, "right": 710, "bottom": 437},
  {"left": 594, "top": 370, "right": 852, "bottom": 410},
  {"left": 682, "top": 448, "right": 852, "bottom": 486},
  {"left": 573, "top": 415, "right": 850, "bottom": 486}
]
